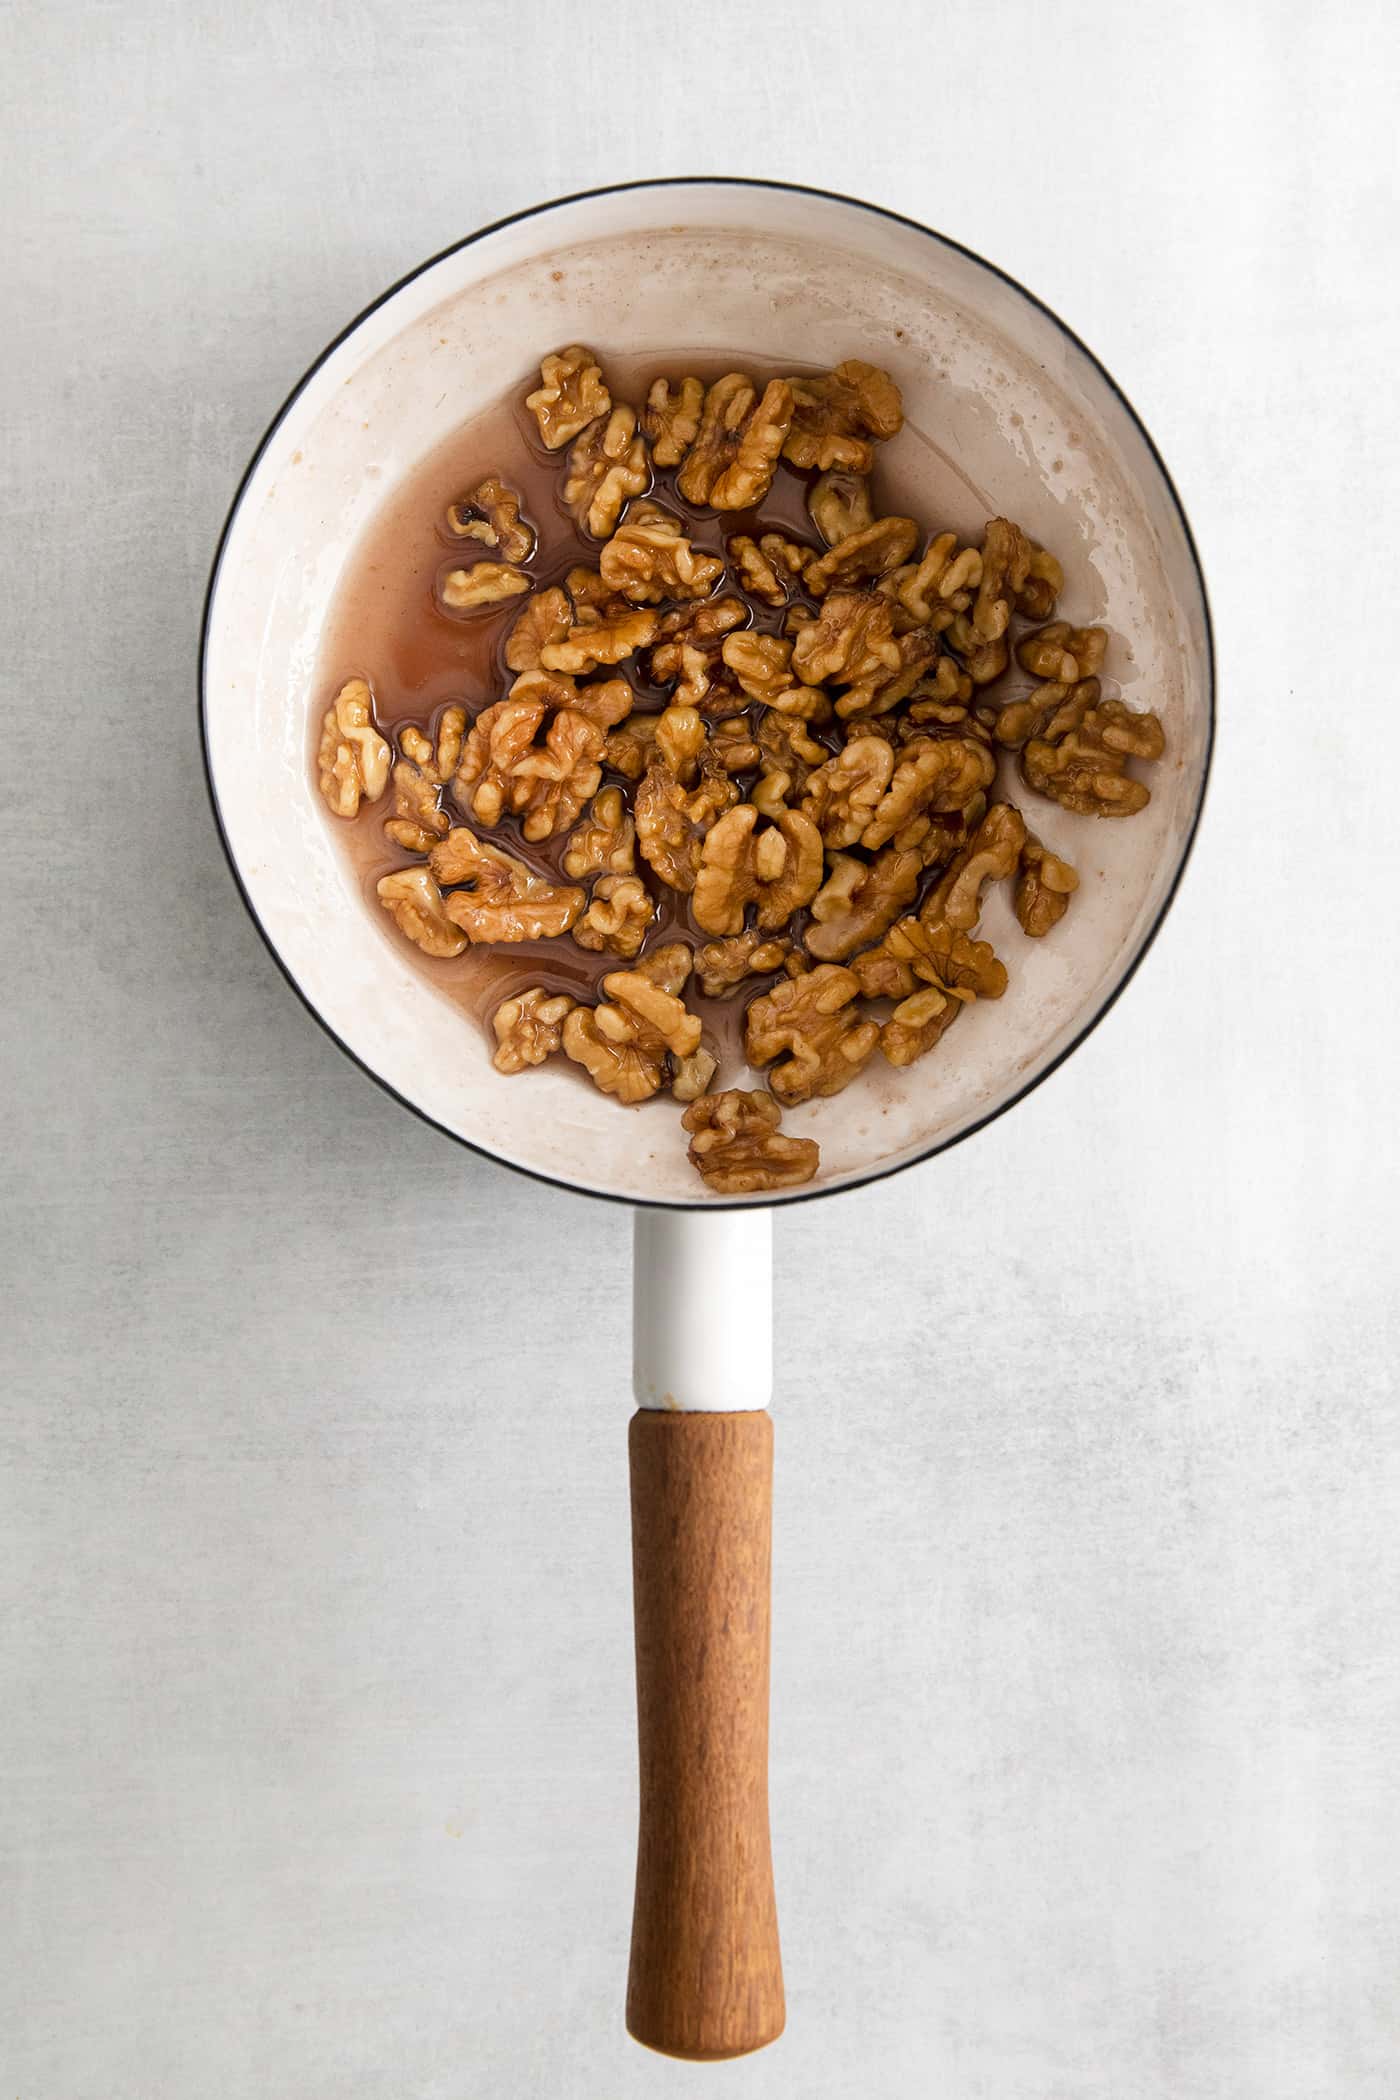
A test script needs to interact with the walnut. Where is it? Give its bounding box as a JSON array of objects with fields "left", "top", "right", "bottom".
[
  {"left": 604, "top": 714, "right": 661, "bottom": 781},
  {"left": 783, "top": 361, "right": 903, "bottom": 473},
  {"left": 676, "top": 375, "right": 793, "bottom": 509},
  {"left": 648, "top": 596, "right": 748, "bottom": 707},
  {"left": 709, "top": 716, "right": 763, "bottom": 774},
  {"left": 431, "top": 828, "right": 584, "bottom": 942},
  {"left": 922, "top": 802, "right": 1027, "bottom": 932},
  {"left": 598, "top": 504, "right": 725, "bottom": 604},
  {"left": 844, "top": 913, "right": 1007, "bottom": 1067},
  {"left": 543, "top": 673, "right": 636, "bottom": 731},
  {"left": 683, "top": 1090, "right": 819, "bottom": 1193},
  {"left": 563, "top": 565, "right": 619, "bottom": 614},
  {"left": 803, "top": 517, "right": 919, "bottom": 597},
  {"left": 721, "top": 632, "right": 798, "bottom": 706},
  {"left": 744, "top": 964, "right": 879, "bottom": 1105},
  {"left": 694, "top": 929, "right": 794, "bottom": 997},
  {"left": 1015, "top": 835, "right": 1079, "bottom": 936},
  {"left": 917, "top": 798, "right": 992, "bottom": 873},
  {"left": 969, "top": 518, "right": 1063, "bottom": 641},
  {"left": 880, "top": 986, "right": 966, "bottom": 1067},
  {"left": 751, "top": 711, "right": 828, "bottom": 813},
  {"left": 789, "top": 590, "right": 899, "bottom": 697},
  {"left": 804, "top": 845, "right": 921, "bottom": 961},
  {"left": 1019, "top": 546, "right": 1064, "bottom": 622},
  {"left": 801, "top": 736, "right": 895, "bottom": 848},
  {"left": 859, "top": 735, "right": 996, "bottom": 852},
  {"left": 561, "top": 786, "right": 636, "bottom": 878},
  {"left": 563, "top": 944, "right": 701, "bottom": 1105},
  {"left": 808, "top": 469, "right": 875, "bottom": 547},
  {"left": 317, "top": 677, "right": 390, "bottom": 817},
  {"left": 852, "top": 913, "right": 1008, "bottom": 1004},
  {"left": 491, "top": 988, "right": 576, "bottom": 1073},
  {"left": 431, "top": 707, "right": 466, "bottom": 780},
  {"left": 878, "top": 532, "right": 981, "bottom": 632},
  {"left": 765, "top": 680, "right": 833, "bottom": 722},
  {"left": 855, "top": 629, "right": 942, "bottom": 718},
  {"left": 635, "top": 759, "right": 731, "bottom": 891},
  {"left": 654, "top": 702, "right": 708, "bottom": 780},
  {"left": 625, "top": 939, "right": 693, "bottom": 999},
  {"left": 375, "top": 867, "right": 468, "bottom": 958},
  {"left": 790, "top": 591, "right": 935, "bottom": 718},
  {"left": 562, "top": 1009, "right": 664, "bottom": 1105},
  {"left": 1015, "top": 621, "right": 1107, "bottom": 683},
  {"left": 504, "top": 585, "right": 571, "bottom": 672},
  {"left": 525, "top": 345, "right": 610, "bottom": 450},
  {"left": 1021, "top": 682, "right": 1164, "bottom": 816},
  {"left": 874, "top": 914, "right": 1010, "bottom": 1067},
  {"left": 384, "top": 711, "right": 466, "bottom": 851},
  {"left": 726, "top": 532, "right": 811, "bottom": 606},
  {"left": 452, "top": 684, "right": 608, "bottom": 840},
  {"left": 681, "top": 644, "right": 738, "bottom": 711},
  {"left": 693, "top": 805, "right": 824, "bottom": 936},
  {"left": 539, "top": 603, "right": 659, "bottom": 673},
  {"left": 446, "top": 476, "right": 535, "bottom": 564},
  {"left": 749, "top": 775, "right": 791, "bottom": 821},
  {"left": 439, "top": 561, "right": 532, "bottom": 613},
  {"left": 651, "top": 596, "right": 748, "bottom": 667},
  {"left": 563, "top": 405, "right": 651, "bottom": 538},
  {"left": 571, "top": 874, "right": 653, "bottom": 957},
  {"left": 987, "top": 677, "right": 1071, "bottom": 751},
  {"left": 904, "top": 660, "right": 978, "bottom": 723},
  {"left": 643, "top": 375, "right": 704, "bottom": 465},
  {"left": 942, "top": 611, "right": 1010, "bottom": 686}
]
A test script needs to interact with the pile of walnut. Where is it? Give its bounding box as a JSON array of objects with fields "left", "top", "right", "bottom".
[{"left": 317, "top": 345, "right": 1165, "bottom": 1196}]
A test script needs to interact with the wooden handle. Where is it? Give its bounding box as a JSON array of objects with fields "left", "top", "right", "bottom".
[{"left": 626, "top": 1409, "right": 784, "bottom": 2062}]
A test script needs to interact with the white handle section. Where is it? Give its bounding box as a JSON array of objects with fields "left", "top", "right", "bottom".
[{"left": 632, "top": 1210, "right": 773, "bottom": 1413}]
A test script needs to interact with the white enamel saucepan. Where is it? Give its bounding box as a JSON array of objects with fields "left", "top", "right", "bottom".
[{"left": 201, "top": 178, "right": 1213, "bottom": 2061}]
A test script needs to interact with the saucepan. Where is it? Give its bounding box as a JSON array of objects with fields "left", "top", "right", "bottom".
[{"left": 200, "top": 177, "right": 1213, "bottom": 2060}]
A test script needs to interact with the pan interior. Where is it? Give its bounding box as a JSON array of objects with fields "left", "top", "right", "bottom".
[{"left": 203, "top": 186, "right": 1210, "bottom": 1205}]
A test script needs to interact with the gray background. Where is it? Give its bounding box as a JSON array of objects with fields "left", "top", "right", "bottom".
[{"left": 4, "top": 2, "right": 1398, "bottom": 2094}]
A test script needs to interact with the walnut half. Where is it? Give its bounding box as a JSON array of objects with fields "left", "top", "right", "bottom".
[
  {"left": 562, "top": 943, "right": 701, "bottom": 1105},
  {"left": 1015, "top": 835, "right": 1079, "bottom": 936},
  {"left": 526, "top": 345, "right": 610, "bottom": 450},
  {"left": 430, "top": 829, "right": 583, "bottom": 942},
  {"left": 598, "top": 504, "right": 724, "bottom": 604},
  {"left": 492, "top": 988, "right": 576, "bottom": 1073},
  {"left": 446, "top": 477, "right": 535, "bottom": 564},
  {"left": 439, "top": 561, "right": 532, "bottom": 614},
  {"left": 563, "top": 405, "right": 651, "bottom": 538},
  {"left": 634, "top": 758, "right": 733, "bottom": 893},
  {"left": 677, "top": 374, "right": 793, "bottom": 510},
  {"left": 571, "top": 874, "right": 652, "bottom": 957},
  {"left": 376, "top": 867, "right": 467, "bottom": 959},
  {"left": 1020, "top": 683, "right": 1164, "bottom": 817},
  {"left": 745, "top": 963, "right": 879, "bottom": 1106},
  {"left": 683, "top": 1091, "right": 819, "bottom": 1194},
  {"left": 562, "top": 786, "right": 636, "bottom": 878},
  {"left": 922, "top": 802, "right": 1027, "bottom": 933},
  {"left": 643, "top": 375, "right": 704, "bottom": 465},
  {"left": 693, "top": 805, "right": 824, "bottom": 936},
  {"left": 783, "top": 361, "right": 903, "bottom": 473},
  {"left": 318, "top": 677, "right": 390, "bottom": 817},
  {"left": 804, "top": 845, "right": 921, "bottom": 961},
  {"left": 694, "top": 930, "right": 794, "bottom": 997}
]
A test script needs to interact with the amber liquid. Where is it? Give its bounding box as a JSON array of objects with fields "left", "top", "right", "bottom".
[{"left": 316, "top": 354, "right": 1009, "bottom": 1084}]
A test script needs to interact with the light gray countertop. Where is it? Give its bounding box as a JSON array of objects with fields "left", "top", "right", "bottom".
[{"left": 4, "top": 3, "right": 1397, "bottom": 2093}]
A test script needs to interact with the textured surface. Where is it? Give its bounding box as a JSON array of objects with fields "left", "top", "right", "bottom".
[
  {"left": 3, "top": 2, "right": 1398, "bottom": 2095},
  {"left": 628, "top": 1412, "right": 781, "bottom": 2059}
]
